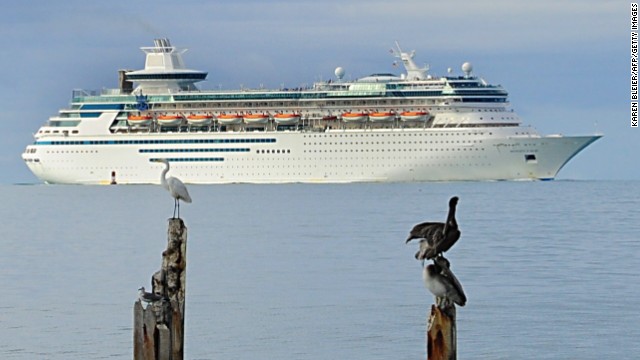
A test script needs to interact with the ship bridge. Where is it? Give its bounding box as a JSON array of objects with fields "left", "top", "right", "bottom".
[{"left": 125, "top": 38, "right": 207, "bottom": 94}]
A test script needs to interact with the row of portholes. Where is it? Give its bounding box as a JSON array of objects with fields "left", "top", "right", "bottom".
[
  {"left": 45, "top": 150, "right": 99, "bottom": 154},
  {"left": 222, "top": 159, "right": 488, "bottom": 169},
  {"left": 224, "top": 154, "right": 488, "bottom": 163},
  {"left": 44, "top": 160, "right": 490, "bottom": 172},
  {"left": 256, "top": 149, "right": 291, "bottom": 154},
  {"left": 303, "top": 132, "right": 488, "bottom": 138},
  {"left": 38, "top": 130, "right": 79, "bottom": 134},
  {"left": 303, "top": 148, "right": 485, "bottom": 153},
  {"left": 304, "top": 140, "right": 482, "bottom": 145}
]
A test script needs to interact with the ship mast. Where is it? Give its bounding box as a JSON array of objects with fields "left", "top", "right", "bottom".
[{"left": 392, "top": 41, "right": 429, "bottom": 80}]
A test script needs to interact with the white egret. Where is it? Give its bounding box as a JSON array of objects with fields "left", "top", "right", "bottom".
[
  {"left": 406, "top": 196, "right": 460, "bottom": 260},
  {"left": 151, "top": 159, "right": 192, "bottom": 218}
]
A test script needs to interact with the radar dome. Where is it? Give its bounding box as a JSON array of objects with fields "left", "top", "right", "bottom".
[
  {"left": 334, "top": 67, "right": 345, "bottom": 80},
  {"left": 461, "top": 62, "right": 473, "bottom": 76}
]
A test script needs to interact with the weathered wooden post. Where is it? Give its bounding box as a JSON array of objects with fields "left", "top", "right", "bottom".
[
  {"left": 427, "top": 290, "right": 457, "bottom": 360},
  {"left": 134, "top": 218, "right": 188, "bottom": 360}
]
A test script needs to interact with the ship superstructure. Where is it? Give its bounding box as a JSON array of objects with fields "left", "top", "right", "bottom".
[{"left": 22, "top": 39, "right": 600, "bottom": 184}]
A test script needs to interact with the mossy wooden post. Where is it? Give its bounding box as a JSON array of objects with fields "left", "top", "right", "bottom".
[
  {"left": 134, "top": 218, "right": 187, "bottom": 360},
  {"left": 427, "top": 303, "right": 457, "bottom": 360}
]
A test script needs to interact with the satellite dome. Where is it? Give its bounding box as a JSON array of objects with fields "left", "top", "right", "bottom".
[
  {"left": 334, "top": 67, "right": 345, "bottom": 80},
  {"left": 461, "top": 62, "right": 473, "bottom": 76}
]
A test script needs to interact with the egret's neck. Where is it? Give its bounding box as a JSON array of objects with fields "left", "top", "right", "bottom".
[{"left": 160, "top": 164, "right": 170, "bottom": 190}]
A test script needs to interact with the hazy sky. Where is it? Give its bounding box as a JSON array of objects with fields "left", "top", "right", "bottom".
[{"left": 0, "top": 0, "right": 632, "bottom": 183}]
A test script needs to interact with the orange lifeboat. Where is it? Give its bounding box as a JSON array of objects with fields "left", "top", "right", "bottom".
[
  {"left": 217, "top": 114, "right": 243, "bottom": 125},
  {"left": 273, "top": 113, "right": 300, "bottom": 125},
  {"left": 186, "top": 114, "right": 213, "bottom": 126},
  {"left": 243, "top": 113, "right": 270, "bottom": 124},
  {"left": 157, "top": 114, "right": 184, "bottom": 126},
  {"left": 400, "top": 111, "right": 429, "bottom": 122},
  {"left": 127, "top": 114, "right": 153, "bottom": 126},
  {"left": 342, "top": 112, "right": 369, "bottom": 122},
  {"left": 369, "top": 112, "right": 395, "bottom": 122}
]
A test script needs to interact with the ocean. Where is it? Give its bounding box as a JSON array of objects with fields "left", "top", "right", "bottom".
[{"left": 0, "top": 181, "right": 637, "bottom": 359}]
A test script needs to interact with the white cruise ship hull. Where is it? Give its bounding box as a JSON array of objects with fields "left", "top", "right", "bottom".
[
  {"left": 23, "top": 128, "right": 600, "bottom": 185},
  {"left": 22, "top": 39, "right": 601, "bottom": 183}
]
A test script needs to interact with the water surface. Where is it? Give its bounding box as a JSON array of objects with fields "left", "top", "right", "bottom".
[{"left": 0, "top": 181, "right": 637, "bottom": 359}]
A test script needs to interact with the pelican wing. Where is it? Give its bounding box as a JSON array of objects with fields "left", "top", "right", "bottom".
[
  {"left": 414, "top": 238, "right": 434, "bottom": 260},
  {"left": 437, "top": 228, "right": 460, "bottom": 254},
  {"left": 406, "top": 222, "right": 444, "bottom": 242},
  {"left": 434, "top": 257, "right": 466, "bottom": 306}
]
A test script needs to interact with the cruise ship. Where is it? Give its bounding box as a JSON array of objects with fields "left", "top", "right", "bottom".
[{"left": 22, "top": 39, "right": 600, "bottom": 184}]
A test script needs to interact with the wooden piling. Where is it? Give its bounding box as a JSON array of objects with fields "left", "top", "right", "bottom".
[
  {"left": 427, "top": 303, "right": 457, "bottom": 360},
  {"left": 134, "top": 218, "right": 188, "bottom": 360}
]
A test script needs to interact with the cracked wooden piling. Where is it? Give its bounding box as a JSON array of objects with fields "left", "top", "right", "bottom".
[
  {"left": 427, "top": 303, "right": 457, "bottom": 360},
  {"left": 134, "top": 218, "right": 187, "bottom": 360}
]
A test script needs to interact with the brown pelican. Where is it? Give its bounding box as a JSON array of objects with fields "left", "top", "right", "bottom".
[
  {"left": 406, "top": 196, "right": 460, "bottom": 260},
  {"left": 423, "top": 257, "right": 466, "bottom": 307}
]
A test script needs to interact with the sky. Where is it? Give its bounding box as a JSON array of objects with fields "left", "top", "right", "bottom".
[{"left": 0, "top": 0, "right": 633, "bottom": 183}]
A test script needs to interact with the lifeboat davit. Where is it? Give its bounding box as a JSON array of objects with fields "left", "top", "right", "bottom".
[
  {"left": 186, "top": 114, "right": 213, "bottom": 126},
  {"left": 273, "top": 113, "right": 300, "bottom": 125},
  {"left": 400, "top": 111, "right": 429, "bottom": 122},
  {"left": 342, "top": 112, "right": 368, "bottom": 122},
  {"left": 369, "top": 112, "right": 395, "bottom": 122},
  {"left": 157, "top": 114, "right": 184, "bottom": 126},
  {"left": 127, "top": 114, "right": 153, "bottom": 126},
  {"left": 217, "top": 114, "right": 243, "bottom": 125},
  {"left": 243, "top": 113, "right": 270, "bottom": 124}
]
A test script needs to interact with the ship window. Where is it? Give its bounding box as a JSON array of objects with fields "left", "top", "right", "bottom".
[{"left": 525, "top": 154, "right": 537, "bottom": 162}]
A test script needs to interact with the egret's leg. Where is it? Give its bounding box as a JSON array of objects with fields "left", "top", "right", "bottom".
[{"left": 173, "top": 198, "right": 178, "bottom": 218}]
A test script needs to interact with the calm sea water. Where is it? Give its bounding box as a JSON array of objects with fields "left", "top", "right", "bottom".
[{"left": 0, "top": 181, "right": 637, "bottom": 359}]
